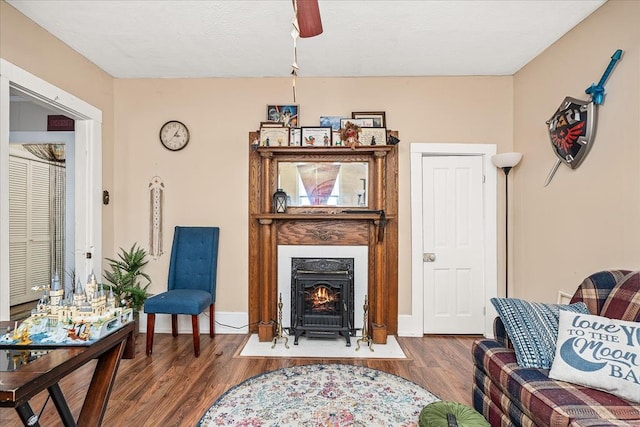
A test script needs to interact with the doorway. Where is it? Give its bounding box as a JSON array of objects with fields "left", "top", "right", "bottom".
[
  {"left": 0, "top": 58, "right": 103, "bottom": 321},
  {"left": 410, "top": 143, "right": 498, "bottom": 337},
  {"left": 9, "top": 101, "right": 76, "bottom": 307}
]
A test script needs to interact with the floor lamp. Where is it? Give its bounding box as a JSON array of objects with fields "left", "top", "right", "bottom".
[{"left": 491, "top": 152, "right": 523, "bottom": 298}]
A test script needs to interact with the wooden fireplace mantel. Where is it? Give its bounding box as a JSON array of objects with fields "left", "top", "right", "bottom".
[{"left": 248, "top": 132, "right": 399, "bottom": 344}]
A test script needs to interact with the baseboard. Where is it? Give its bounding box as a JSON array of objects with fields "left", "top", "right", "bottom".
[
  {"left": 557, "top": 291, "right": 573, "bottom": 304},
  {"left": 139, "top": 311, "right": 491, "bottom": 337},
  {"left": 141, "top": 312, "right": 422, "bottom": 337},
  {"left": 398, "top": 312, "right": 493, "bottom": 338},
  {"left": 138, "top": 311, "right": 249, "bottom": 334},
  {"left": 397, "top": 314, "right": 423, "bottom": 337}
]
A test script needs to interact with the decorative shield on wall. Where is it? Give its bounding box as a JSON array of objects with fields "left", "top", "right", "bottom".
[{"left": 546, "top": 96, "right": 597, "bottom": 170}]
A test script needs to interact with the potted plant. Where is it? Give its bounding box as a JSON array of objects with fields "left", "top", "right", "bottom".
[{"left": 104, "top": 243, "right": 152, "bottom": 313}]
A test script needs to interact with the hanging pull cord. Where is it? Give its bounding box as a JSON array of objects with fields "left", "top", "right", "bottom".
[{"left": 291, "top": 14, "right": 300, "bottom": 103}]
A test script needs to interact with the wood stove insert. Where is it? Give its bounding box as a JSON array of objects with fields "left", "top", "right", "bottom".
[{"left": 291, "top": 258, "right": 355, "bottom": 346}]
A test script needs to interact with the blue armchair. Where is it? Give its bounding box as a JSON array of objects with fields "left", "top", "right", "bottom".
[{"left": 144, "top": 226, "right": 219, "bottom": 357}]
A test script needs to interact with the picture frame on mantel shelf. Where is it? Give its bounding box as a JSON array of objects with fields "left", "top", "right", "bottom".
[
  {"left": 359, "top": 127, "right": 388, "bottom": 146},
  {"left": 301, "top": 127, "right": 332, "bottom": 147},
  {"left": 340, "top": 118, "right": 374, "bottom": 129},
  {"left": 267, "top": 105, "right": 298, "bottom": 127},
  {"left": 260, "top": 121, "right": 284, "bottom": 128},
  {"left": 260, "top": 127, "right": 289, "bottom": 147},
  {"left": 352, "top": 111, "right": 386, "bottom": 128},
  {"left": 289, "top": 127, "right": 302, "bottom": 146},
  {"left": 320, "top": 116, "right": 346, "bottom": 131},
  {"left": 332, "top": 130, "right": 344, "bottom": 146}
]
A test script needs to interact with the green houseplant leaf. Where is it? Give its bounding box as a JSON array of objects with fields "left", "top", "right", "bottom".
[{"left": 104, "top": 243, "right": 151, "bottom": 311}]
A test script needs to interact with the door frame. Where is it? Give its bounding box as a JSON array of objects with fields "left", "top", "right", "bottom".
[
  {"left": 0, "top": 58, "right": 103, "bottom": 320},
  {"left": 407, "top": 143, "right": 497, "bottom": 337}
]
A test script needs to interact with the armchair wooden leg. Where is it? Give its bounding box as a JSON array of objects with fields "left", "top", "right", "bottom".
[
  {"left": 171, "top": 314, "right": 178, "bottom": 337},
  {"left": 146, "top": 313, "right": 156, "bottom": 356},
  {"left": 210, "top": 304, "right": 215, "bottom": 338},
  {"left": 191, "top": 315, "right": 200, "bottom": 357}
]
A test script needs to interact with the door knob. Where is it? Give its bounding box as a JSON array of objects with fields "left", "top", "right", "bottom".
[{"left": 423, "top": 253, "right": 436, "bottom": 262}]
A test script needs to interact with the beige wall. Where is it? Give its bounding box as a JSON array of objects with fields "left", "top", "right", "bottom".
[
  {"left": 20, "top": 0, "right": 636, "bottom": 318},
  {"left": 114, "top": 77, "right": 513, "bottom": 313},
  {"left": 1, "top": 1, "right": 116, "bottom": 255},
  {"left": 513, "top": 0, "right": 640, "bottom": 302},
  {"left": 3, "top": 0, "right": 516, "bottom": 318}
]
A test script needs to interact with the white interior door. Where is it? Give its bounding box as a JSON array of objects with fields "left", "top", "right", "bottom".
[
  {"left": 422, "top": 155, "right": 485, "bottom": 334},
  {"left": 9, "top": 155, "right": 51, "bottom": 304}
]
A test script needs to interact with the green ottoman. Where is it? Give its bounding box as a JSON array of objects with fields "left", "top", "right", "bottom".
[{"left": 419, "top": 401, "right": 490, "bottom": 427}]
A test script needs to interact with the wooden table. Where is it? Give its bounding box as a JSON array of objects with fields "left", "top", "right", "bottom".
[{"left": 0, "top": 321, "right": 134, "bottom": 427}]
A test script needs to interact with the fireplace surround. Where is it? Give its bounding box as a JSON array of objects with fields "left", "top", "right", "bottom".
[{"left": 248, "top": 136, "right": 399, "bottom": 344}]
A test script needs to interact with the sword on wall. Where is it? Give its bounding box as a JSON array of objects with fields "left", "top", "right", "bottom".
[{"left": 544, "top": 49, "right": 623, "bottom": 187}]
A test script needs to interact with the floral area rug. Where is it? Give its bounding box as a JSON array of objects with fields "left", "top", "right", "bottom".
[{"left": 198, "top": 363, "right": 439, "bottom": 427}]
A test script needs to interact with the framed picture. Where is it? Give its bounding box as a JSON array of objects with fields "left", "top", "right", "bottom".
[
  {"left": 332, "top": 130, "right": 344, "bottom": 147},
  {"left": 359, "top": 127, "right": 387, "bottom": 146},
  {"left": 320, "top": 116, "right": 346, "bottom": 131},
  {"left": 352, "top": 111, "right": 386, "bottom": 128},
  {"left": 301, "top": 127, "right": 332, "bottom": 147},
  {"left": 289, "top": 127, "right": 302, "bottom": 146},
  {"left": 260, "top": 127, "right": 289, "bottom": 147},
  {"left": 260, "top": 121, "right": 284, "bottom": 128},
  {"left": 267, "top": 105, "right": 299, "bottom": 127},
  {"left": 340, "top": 118, "right": 374, "bottom": 129}
]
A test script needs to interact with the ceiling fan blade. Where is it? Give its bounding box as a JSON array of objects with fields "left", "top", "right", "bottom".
[{"left": 296, "top": 0, "right": 323, "bottom": 38}]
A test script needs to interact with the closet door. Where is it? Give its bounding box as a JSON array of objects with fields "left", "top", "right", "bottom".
[{"left": 9, "top": 156, "right": 51, "bottom": 305}]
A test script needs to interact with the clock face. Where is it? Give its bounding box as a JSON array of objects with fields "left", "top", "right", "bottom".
[{"left": 159, "top": 120, "right": 190, "bottom": 151}]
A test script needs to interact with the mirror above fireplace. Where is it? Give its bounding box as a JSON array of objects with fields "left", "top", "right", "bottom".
[{"left": 278, "top": 161, "right": 368, "bottom": 207}]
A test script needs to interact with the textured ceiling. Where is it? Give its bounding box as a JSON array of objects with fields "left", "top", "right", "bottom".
[{"left": 7, "top": 0, "right": 606, "bottom": 78}]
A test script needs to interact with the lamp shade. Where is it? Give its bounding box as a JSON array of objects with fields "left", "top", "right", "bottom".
[{"left": 491, "top": 152, "right": 522, "bottom": 168}]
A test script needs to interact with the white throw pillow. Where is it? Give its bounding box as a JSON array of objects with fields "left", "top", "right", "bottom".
[{"left": 549, "top": 311, "right": 640, "bottom": 403}]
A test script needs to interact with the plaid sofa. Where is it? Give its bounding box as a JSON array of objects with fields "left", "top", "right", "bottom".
[{"left": 472, "top": 270, "right": 640, "bottom": 427}]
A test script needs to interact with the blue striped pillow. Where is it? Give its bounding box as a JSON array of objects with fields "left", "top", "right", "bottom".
[{"left": 490, "top": 298, "right": 590, "bottom": 369}]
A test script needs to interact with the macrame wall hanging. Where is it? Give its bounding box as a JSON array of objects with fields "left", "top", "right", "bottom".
[{"left": 149, "top": 176, "right": 164, "bottom": 259}]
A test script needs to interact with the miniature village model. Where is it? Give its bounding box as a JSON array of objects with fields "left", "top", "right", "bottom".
[{"left": 1, "top": 272, "right": 133, "bottom": 346}]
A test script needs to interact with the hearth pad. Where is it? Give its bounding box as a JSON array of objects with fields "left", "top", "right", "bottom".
[{"left": 237, "top": 334, "right": 406, "bottom": 359}]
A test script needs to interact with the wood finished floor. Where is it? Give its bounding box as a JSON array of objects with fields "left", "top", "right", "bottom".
[{"left": 1, "top": 333, "right": 479, "bottom": 427}]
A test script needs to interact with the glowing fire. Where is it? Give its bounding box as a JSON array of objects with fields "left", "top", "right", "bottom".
[
  {"left": 313, "top": 286, "right": 334, "bottom": 304},
  {"left": 308, "top": 285, "right": 339, "bottom": 312}
]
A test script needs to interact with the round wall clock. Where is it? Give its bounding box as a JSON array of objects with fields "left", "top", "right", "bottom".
[{"left": 159, "top": 120, "right": 190, "bottom": 151}]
